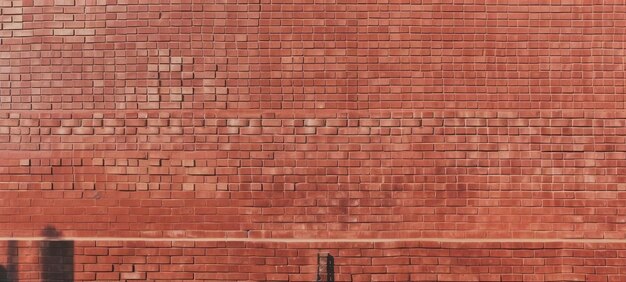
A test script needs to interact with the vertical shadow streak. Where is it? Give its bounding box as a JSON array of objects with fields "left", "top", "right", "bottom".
[
  {"left": 41, "top": 240, "right": 74, "bottom": 282},
  {"left": 40, "top": 227, "right": 73, "bottom": 282},
  {"left": 316, "top": 253, "right": 335, "bottom": 282},
  {"left": 327, "top": 254, "right": 334, "bottom": 282},
  {"left": 7, "top": 241, "right": 17, "bottom": 282},
  {"left": 0, "top": 265, "right": 7, "bottom": 282}
]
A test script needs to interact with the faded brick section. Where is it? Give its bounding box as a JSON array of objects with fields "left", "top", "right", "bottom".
[{"left": 2, "top": 0, "right": 626, "bottom": 280}]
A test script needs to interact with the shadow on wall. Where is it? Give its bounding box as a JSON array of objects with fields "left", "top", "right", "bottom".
[
  {"left": 317, "top": 252, "right": 335, "bottom": 282},
  {"left": 40, "top": 226, "right": 74, "bottom": 282},
  {"left": 0, "top": 240, "right": 18, "bottom": 282},
  {"left": 0, "top": 226, "right": 74, "bottom": 282}
]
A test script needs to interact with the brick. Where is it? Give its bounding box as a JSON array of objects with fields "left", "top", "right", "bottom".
[
  {"left": 55, "top": 0, "right": 74, "bottom": 5},
  {"left": 227, "top": 119, "right": 249, "bottom": 127},
  {"left": 2, "top": 23, "right": 22, "bottom": 30},
  {"left": 304, "top": 119, "right": 325, "bottom": 127},
  {"left": 120, "top": 272, "right": 146, "bottom": 280},
  {"left": 72, "top": 127, "right": 94, "bottom": 135},
  {"left": 187, "top": 167, "right": 215, "bottom": 175}
]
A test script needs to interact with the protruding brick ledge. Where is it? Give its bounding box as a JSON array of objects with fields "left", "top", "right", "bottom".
[{"left": 7, "top": 236, "right": 626, "bottom": 243}]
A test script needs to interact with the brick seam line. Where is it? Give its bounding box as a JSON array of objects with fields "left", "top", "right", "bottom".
[{"left": 0, "top": 237, "right": 624, "bottom": 243}]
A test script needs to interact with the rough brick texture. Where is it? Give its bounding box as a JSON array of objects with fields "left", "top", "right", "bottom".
[{"left": 3, "top": 0, "right": 626, "bottom": 280}]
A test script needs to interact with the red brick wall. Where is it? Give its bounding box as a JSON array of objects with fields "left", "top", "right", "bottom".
[
  {"left": 4, "top": 240, "right": 626, "bottom": 281},
  {"left": 2, "top": 0, "right": 626, "bottom": 280}
]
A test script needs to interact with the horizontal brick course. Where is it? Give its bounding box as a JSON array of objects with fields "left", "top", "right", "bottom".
[
  {"left": 2, "top": 2, "right": 626, "bottom": 110},
  {"left": 0, "top": 110, "right": 626, "bottom": 238}
]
